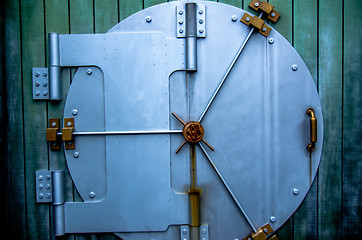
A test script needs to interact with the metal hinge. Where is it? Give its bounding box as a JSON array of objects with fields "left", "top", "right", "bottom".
[
  {"left": 176, "top": 3, "right": 206, "bottom": 38},
  {"left": 180, "top": 225, "right": 209, "bottom": 240},
  {"left": 240, "top": 0, "right": 280, "bottom": 37},
  {"left": 36, "top": 170, "right": 65, "bottom": 236},
  {"left": 33, "top": 33, "right": 62, "bottom": 101}
]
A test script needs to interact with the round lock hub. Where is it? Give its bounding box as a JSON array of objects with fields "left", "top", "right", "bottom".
[{"left": 183, "top": 121, "right": 204, "bottom": 143}]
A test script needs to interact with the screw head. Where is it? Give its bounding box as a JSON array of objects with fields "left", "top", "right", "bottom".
[
  {"left": 43, "top": 91, "right": 48, "bottom": 96},
  {"left": 270, "top": 216, "right": 276, "bottom": 223},
  {"left": 73, "top": 152, "right": 79, "bottom": 158},
  {"left": 292, "top": 65, "right": 299, "bottom": 71},
  {"left": 178, "top": 20, "right": 183, "bottom": 24},
  {"left": 255, "top": 2, "right": 259, "bottom": 7},
  {"left": 271, "top": 13, "right": 276, "bottom": 18},
  {"left": 43, "top": 82, "right": 47, "bottom": 87},
  {"left": 198, "top": 10, "right": 203, "bottom": 14},
  {"left": 67, "top": 122, "right": 72, "bottom": 127},
  {"left": 46, "top": 184, "right": 51, "bottom": 189},
  {"left": 293, "top": 188, "right": 299, "bottom": 195},
  {"left": 246, "top": 17, "right": 250, "bottom": 22},
  {"left": 38, "top": 175, "right": 43, "bottom": 180},
  {"left": 231, "top": 15, "right": 237, "bottom": 22},
  {"left": 67, "top": 141, "right": 72, "bottom": 145},
  {"left": 202, "top": 229, "right": 207, "bottom": 234},
  {"left": 72, "top": 109, "right": 78, "bottom": 116},
  {"left": 46, "top": 175, "right": 51, "bottom": 180},
  {"left": 199, "top": 19, "right": 204, "bottom": 24},
  {"left": 38, "top": 184, "right": 43, "bottom": 189},
  {"left": 51, "top": 122, "right": 56, "bottom": 127},
  {"left": 35, "top": 72, "right": 40, "bottom": 77},
  {"left": 89, "top": 192, "right": 95, "bottom": 198},
  {"left": 262, "top": 27, "right": 267, "bottom": 32},
  {"left": 43, "top": 72, "right": 47, "bottom": 77},
  {"left": 268, "top": 38, "right": 274, "bottom": 44},
  {"left": 146, "top": 16, "right": 152, "bottom": 22},
  {"left": 35, "top": 91, "right": 40, "bottom": 96},
  {"left": 179, "top": 10, "right": 183, "bottom": 15},
  {"left": 47, "top": 193, "right": 51, "bottom": 198},
  {"left": 264, "top": 228, "right": 268, "bottom": 233},
  {"left": 179, "top": 29, "right": 184, "bottom": 33},
  {"left": 39, "top": 193, "right": 44, "bottom": 199},
  {"left": 35, "top": 81, "right": 40, "bottom": 87},
  {"left": 199, "top": 29, "right": 204, "bottom": 33},
  {"left": 182, "top": 229, "right": 187, "bottom": 234},
  {"left": 86, "top": 68, "right": 92, "bottom": 75}
]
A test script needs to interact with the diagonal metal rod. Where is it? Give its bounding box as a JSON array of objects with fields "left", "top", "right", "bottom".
[
  {"left": 198, "top": 143, "right": 257, "bottom": 233},
  {"left": 198, "top": 13, "right": 263, "bottom": 123}
]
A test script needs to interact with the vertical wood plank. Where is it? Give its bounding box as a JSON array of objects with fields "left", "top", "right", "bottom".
[
  {"left": 268, "top": 0, "right": 294, "bottom": 239},
  {"left": 318, "top": 0, "right": 343, "bottom": 239},
  {"left": 20, "top": 0, "right": 50, "bottom": 239},
  {"left": 293, "top": 0, "right": 318, "bottom": 239},
  {"left": 95, "top": 0, "right": 118, "bottom": 33},
  {"left": 119, "top": 0, "right": 143, "bottom": 21},
  {"left": 3, "top": 0, "right": 27, "bottom": 238},
  {"left": 343, "top": 0, "right": 362, "bottom": 238},
  {"left": 144, "top": 0, "right": 166, "bottom": 9},
  {"left": 219, "top": 0, "right": 243, "bottom": 9},
  {"left": 45, "top": 0, "right": 74, "bottom": 239}
]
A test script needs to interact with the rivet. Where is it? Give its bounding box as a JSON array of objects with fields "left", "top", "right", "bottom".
[
  {"left": 35, "top": 72, "right": 40, "bottom": 77},
  {"left": 246, "top": 17, "right": 250, "bottom": 22},
  {"left": 231, "top": 15, "right": 237, "bottom": 22},
  {"left": 67, "top": 122, "right": 72, "bottom": 127},
  {"left": 86, "top": 68, "right": 92, "bottom": 75},
  {"left": 293, "top": 188, "right": 299, "bottom": 195},
  {"left": 198, "top": 10, "right": 203, "bottom": 14},
  {"left": 292, "top": 65, "right": 298, "bottom": 71},
  {"left": 38, "top": 184, "right": 43, "bottom": 189},
  {"left": 73, "top": 152, "right": 79, "bottom": 158},
  {"left": 268, "top": 38, "right": 274, "bottom": 44},
  {"left": 38, "top": 175, "right": 43, "bottom": 181},
  {"left": 270, "top": 216, "right": 276, "bottom": 223},
  {"left": 89, "top": 192, "right": 95, "bottom": 198},
  {"left": 179, "top": 10, "right": 183, "bottom": 15},
  {"left": 179, "top": 20, "right": 183, "bottom": 24},
  {"left": 264, "top": 228, "right": 268, "bottom": 233},
  {"left": 39, "top": 193, "right": 44, "bottom": 199},
  {"left": 43, "top": 72, "right": 47, "bottom": 77},
  {"left": 43, "top": 91, "right": 48, "bottom": 96},
  {"left": 35, "top": 81, "right": 40, "bottom": 87},
  {"left": 46, "top": 193, "right": 51, "bottom": 198},
  {"left": 179, "top": 29, "right": 184, "bottom": 33},
  {"left": 182, "top": 229, "right": 187, "bottom": 234},
  {"left": 271, "top": 12, "right": 276, "bottom": 18},
  {"left": 202, "top": 229, "right": 207, "bottom": 234},
  {"left": 46, "top": 184, "right": 51, "bottom": 189},
  {"left": 43, "top": 82, "right": 47, "bottom": 87},
  {"left": 255, "top": 2, "right": 259, "bottom": 7},
  {"left": 146, "top": 16, "right": 152, "bottom": 22},
  {"left": 199, "top": 29, "right": 204, "bottom": 33},
  {"left": 51, "top": 122, "right": 56, "bottom": 127},
  {"left": 72, "top": 109, "right": 78, "bottom": 116},
  {"left": 262, "top": 27, "right": 267, "bottom": 32},
  {"left": 199, "top": 19, "right": 204, "bottom": 24},
  {"left": 46, "top": 175, "right": 51, "bottom": 180},
  {"left": 35, "top": 91, "right": 40, "bottom": 96}
]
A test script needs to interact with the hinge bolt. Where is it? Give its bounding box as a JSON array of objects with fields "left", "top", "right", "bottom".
[
  {"left": 179, "top": 29, "right": 184, "bottom": 33},
  {"left": 292, "top": 65, "right": 298, "bottom": 71},
  {"left": 38, "top": 184, "right": 43, "bottom": 189},
  {"left": 89, "top": 192, "right": 95, "bottom": 198},
  {"left": 35, "top": 72, "right": 40, "bottom": 77},
  {"left": 43, "top": 72, "right": 47, "bottom": 77},
  {"left": 231, "top": 15, "right": 237, "bottom": 22},
  {"left": 270, "top": 216, "right": 276, "bottom": 223},
  {"left": 38, "top": 175, "right": 43, "bottom": 180},
  {"left": 199, "top": 29, "right": 204, "bottom": 33},
  {"left": 47, "top": 193, "right": 51, "bottom": 198},
  {"left": 46, "top": 184, "right": 51, "bottom": 189},
  {"left": 182, "top": 229, "right": 187, "bottom": 234},
  {"left": 43, "top": 91, "right": 48, "bottom": 96},
  {"left": 73, "top": 152, "right": 79, "bottom": 158},
  {"left": 35, "top": 91, "right": 40, "bottom": 96},
  {"left": 179, "top": 10, "right": 183, "bottom": 15},
  {"left": 86, "top": 68, "right": 92, "bottom": 75},
  {"left": 39, "top": 193, "right": 44, "bottom": 199},
  {"left": 35, "top": 81, "right": 40, "bottom": 87},
  {"left": 43, "top": 82, "right": 47, "bottom": 87},
  {"left": 202, "top": 229, "right": 207, "bottom": 234},
  {"left": 199, "top": 19, "right": 204, "bottom": 24},
  {"left": 146, "top": 16, "right": 152, "bottom": 22},
  {"left": 179, "top": 20, "right": 183, "bottom": 24},
  {"left": 268, "top": 38, "right": 274, "bottom": 44},
  {"left": 72, "top": 109, "right": 78, "bottom": 116},
  {"left": 198, "top": 10, "right": 203, "bottom": 14},
  {"left": 293, "top": 188, "right": 299, "bottom": 195},
  {"left": 46, "top": 175, "right": 51, "bottom": 180}
]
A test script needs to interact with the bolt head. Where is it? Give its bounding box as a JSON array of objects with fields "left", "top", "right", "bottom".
[
  {"left": 270, "top": 216, "right": 276, "bottom": 223},
  {"left": 39, "top": 193, "right": 44, "bottom": 199},
  {"left": 271, "top": 12, "right": 276, "bottom": 17},
  {"left": 38, "top": 184, "right": 43, "bottom": 189},
  {"left": 73, "top": 152, "right": 79, "bottom": 158},
  {"left": 67, "top": 122, "right": 72, "bottom": 127},
  {"left": 35, "top": 72, "right": 40, "bottom": 77},
  {"left": 35, "top": 91, "right": 40, "bottom": 96},
  {"left": 268, "top": 38, "right": 274, "bottom": 44},
  {"left": 35, "top": 81, "right": 40, "bottom": 87},
  {"left": 51, "top": 122, "right": 56, "bottom": 127},
  {"left": 179, "top": 29, "right": 184, "bottom": 34},
  {"left": 178, "top": 20, "right": 183, "bottom": 24},
  {"left": 43, "top": 72, "right": 47, "bottom": 77},
  {"left": 182, "top": 229, "right": 187, "bottom": 234},
  {"left": 264, "top": 228, "right": 268, "bottom": 233},
  {"left": 38, "top": 175, "right": 43, "bottom": 180},
  {"left": 255, "top": 2, "right": 259, "bottom": 7},
  {"left": 179, "top": 10, "right": 183, "bottom": 15},
  {"left": 86, "top": 68, "right": 92, "bottom": 75},
  {"left": 46, "top": 184, "right": 51, "bottom": 189},
  {"left": 89, "top": 192, "right": 95, "bottom": 198},
  {"left": 47, "top": 193, "right": 51, "bottom": 198},
  {"left": 43, "top": 91, "right": 48, "bottom": 96},
  {"left": 43, "top": 82, "right": 47, "bottom": 87},
  {"left": 246, "top": 17, "right": 250, "bottom": 22},
  {"left": 202, "top": 229, "right": 207, "bottom": 234},
  {"left": 262, "top": 27, "right": 267, "bottom": 32},
  {"left": 146, "top": 16, "right": 152, "bottom": 22},
  {"left": 292, "top": 65, "right": 299, "bottom": 71},
  {"left": 198, "top": 10, "right": 203, "bottom": 14},
  {"left": 231, "top": 15, "right": 237, "bottom": 22},
  {"left": 293, "top": 188, "right": 299, "bottom": 195},
  {"left": 199, "top": 29, "right": 204, "bottom": 33},
  {"left": 199, "top": 19, "right": 204, "bottom": 24},
  {"left": 72, "top": 109, "right": 78, "bottom": 116}
]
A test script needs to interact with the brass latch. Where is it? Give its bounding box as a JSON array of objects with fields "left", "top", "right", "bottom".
[
  {"left": 46, "top": 118, "right": 75, "bottom": 151},
  {"left": 240, "top": 0, "right": 280, "bottom": 37},
  {"left": 306, "top": 108, "right": 317, "bottom": 152},
  {"left": 242, "top": 223, "right": 278, "bottom": 240}
]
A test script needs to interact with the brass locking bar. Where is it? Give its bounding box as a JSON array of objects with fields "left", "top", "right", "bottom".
[
  {"left": 46, "top": 119, "right": 61, "bottom": 151},
  {"left": 248, "top": 0, "right": 280, "bottom": 23},
  {"left": 306, "top": 108, "right": 317, "bottom": 152},
  {"left": 242, "top": 223, "right": 277, "bottom": 240}
]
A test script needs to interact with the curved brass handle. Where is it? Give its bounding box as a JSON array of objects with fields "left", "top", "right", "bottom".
[{"left": 306, "top": 108, "right": 317, "bottom": 152}]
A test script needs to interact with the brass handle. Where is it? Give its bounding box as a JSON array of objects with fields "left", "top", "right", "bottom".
[{"left": 306, "top": 108, "right": 317, "bottom": 152}]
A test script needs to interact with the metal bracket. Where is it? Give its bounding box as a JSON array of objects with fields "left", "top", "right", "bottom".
[
  {"left": 46, "top": 118, "right": 61, "bottom": 151},
  {"left": 176, "top": 3, "right": 206, "bottom": 38},
  {"left": 180, "top": 225, "right": 190, "bottom": 240},
  {"left": 240, "top": 13, "right": 272, "bottom": 37},
  {"left": 242, "top": 223, "right": 275, "bottom": 240},
  {"left": 63, "top": 118, "right": 75, "bottom": 150},
  {"left": 248, "top": 0, "right": 280, "bottom": 23},
  {"left": 199, "top": 224, "right": 209, "bottom": 240},
  {"left": 36, "top": 171, "right": 53, "bottom": 203},
  {"left": 33, "top": 68, "right": 49, "bottom": 100}
]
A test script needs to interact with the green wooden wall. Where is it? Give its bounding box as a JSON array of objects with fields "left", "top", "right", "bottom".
[{"left": 1, "top": 0, "right": 361, "bottom": 239}]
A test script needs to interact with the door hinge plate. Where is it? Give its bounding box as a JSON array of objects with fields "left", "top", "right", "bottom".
[
  {"left": 176, "top": 3, "right": 206, "bottom": 38},
  {"left": 36, "top": 170, "right": 53, "bottom": 203},
  {"left": 32, "top": 68, "right": 49, "bottom": 100}
]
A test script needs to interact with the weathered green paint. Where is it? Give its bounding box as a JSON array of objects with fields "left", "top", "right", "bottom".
[
  {"left": 343, "top": 0, "right": 362, "bottom": 238},
  {"left": 293, "top": 0, "right": 318, "bottom": 239},
  {"left": 2, "top": 0, "right": 361, "bottom": 239},
  {"left": 318, "top": 0, "right": 343, "bottom": 239}
]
